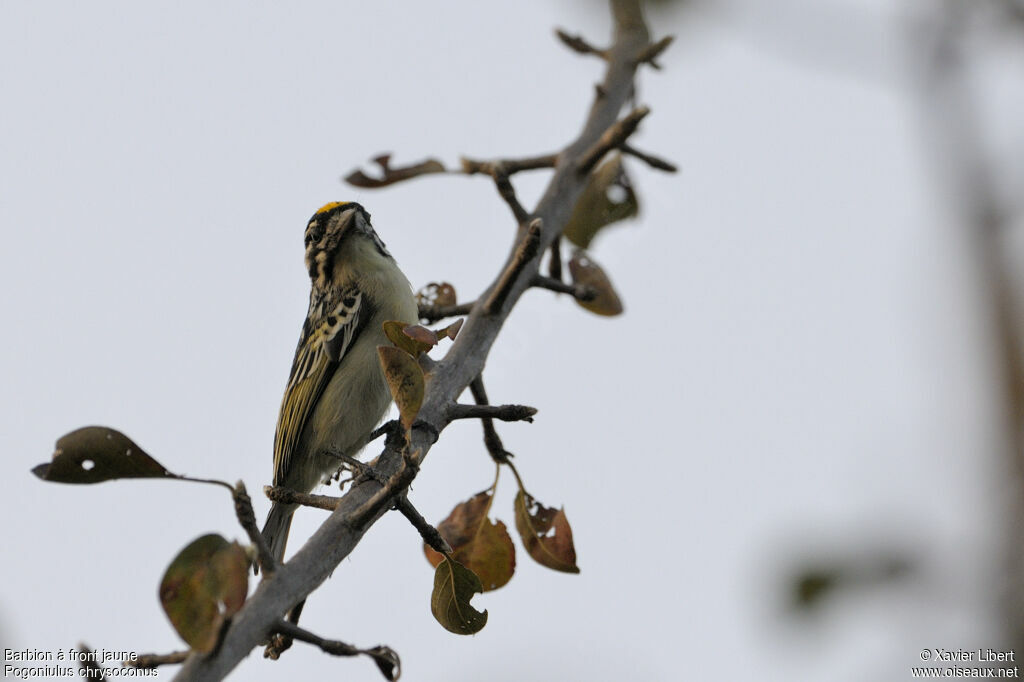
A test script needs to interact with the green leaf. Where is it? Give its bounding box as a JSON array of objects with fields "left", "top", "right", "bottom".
[
  {"left": 159, "top": 534, "right": 249, "bottom": 653},
  {"left": 431, "top": 557, "right": 488, "bottom": 635},
  {"left": 569, "top": 251, "right": 624, "bottom": 317},
  {"left": 514, "top": 489, "right": 580, "bottom": 574},
  {"left": 423, "top": 490, "right": 516, "bottom": 592},
  {"left": 564, "top": 152, "right": 638, "bottom": 249},
  {"left": 377, "top": 346, "right": 425, "bottom": 431},
  {"left": 33, "top": 426, "right": 172, "bottom": 484}
]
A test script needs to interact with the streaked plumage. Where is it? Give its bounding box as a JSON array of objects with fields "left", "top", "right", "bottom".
[{"left": 261, "top": 202, "right": 418, "bottom": 566}]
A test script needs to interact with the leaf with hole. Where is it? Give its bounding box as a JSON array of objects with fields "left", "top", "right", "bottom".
[
  {"left": 514, "top": 489, "right": 580, "bottom": 574},
  {"left": 416, "top": 281, "right": 458, "bottom": 309},
  {"left": 569, "top": 251, "right": 624, "bottom": 316},
  {"left": 431, "top": 557, "right": 488, "bottom": 635},
  {"left": 377, "top": 346, "right": 424, "bottom": 431},
  {"left": 33, "top": 426, "right": 172, "bottom": 484},
  {"left": 564, "top": 152, "right": 638, "bottom": 249},
  {"left": 423, "top": 490, "right": 516, "bottom": 592},
  {"left": 159, "top": 534, "right": 249, "bottom": 653}
]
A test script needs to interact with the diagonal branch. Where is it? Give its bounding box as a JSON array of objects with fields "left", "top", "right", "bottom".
[{"left": 175, "top": 2, "right": 659, "bottom": 678}]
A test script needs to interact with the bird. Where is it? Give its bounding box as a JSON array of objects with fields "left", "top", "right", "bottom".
[{"left": 260, "top": 201, "right": 418, "bottom": 567}]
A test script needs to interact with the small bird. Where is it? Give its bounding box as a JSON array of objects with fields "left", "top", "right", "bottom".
[{"left": 261, "top": 201, "right": 418, "bottom": 566}]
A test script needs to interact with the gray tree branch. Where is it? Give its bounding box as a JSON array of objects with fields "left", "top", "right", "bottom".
[{"left": 174, "top": 2, "right": 658, "bottom": 678}]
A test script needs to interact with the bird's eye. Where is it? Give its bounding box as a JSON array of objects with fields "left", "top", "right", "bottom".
[{"left": 306, "top": 226, "right": 324, "bottom": 244}]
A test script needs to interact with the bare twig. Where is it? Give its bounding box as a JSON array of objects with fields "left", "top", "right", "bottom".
[
  {"left": 265, "top": 486, "right": 341, "bottom": 512},
  {"left": 418, "top": 301, "right": 475, "bottom": 324},
  {"left": 532, "top": 273, "right": 597, "bottom": 302},
  {"left": 234, "top": 481, "right": 277, "bottom": 575},
  {"left": 635, "top": 35, "right": 674, "bottom": 68},
  {"left": 492, "top": 165, "right": 531, "bottom": 224},
  {"left": 460, "top": 154, "right": 558, "bottom": 175},
  {"left": 621, "top": 143, "right": 678, "bottom": 172},
  {"left": 469, "top": 376, "right": 515, "bottom": 465},
  {"left": 448, "top": 403, "right": 537, "bottom": 422},
  {"left": 555, "top": 28, "right": 608, "bottom": 58},
  {"left": 396, "top": 496, "right": 452, "bottom": 554},
  {"left": 126, "top": 651, "right": 190, "bottom": 669},
  {"left": 272, "top": 620, "right": 401, "bottom": 680},
  {"left": 578, "top": 106, "right": 651, "bottom": 174},
  {"left": 548, "top": 237, "right": 564, "bottom": 282},
  {"left": 345, "top": 154, "right": 446, "bottom": 188},
  {"left": 483, "top": 218, "right": 543, "bottom": 315}
]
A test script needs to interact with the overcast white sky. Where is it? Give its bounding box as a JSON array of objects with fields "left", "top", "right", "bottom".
[{"left": 3, "top": 1, "right": 1023, "bottom": 680}]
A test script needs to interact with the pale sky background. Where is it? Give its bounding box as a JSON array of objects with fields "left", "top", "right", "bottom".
[{"left": 2, "top": 1, "right": 1023, "bottom": 680}]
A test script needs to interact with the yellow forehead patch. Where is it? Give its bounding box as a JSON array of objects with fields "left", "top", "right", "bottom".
[{"left": 314, "top": 201, "right": 350, "bottom": 216}]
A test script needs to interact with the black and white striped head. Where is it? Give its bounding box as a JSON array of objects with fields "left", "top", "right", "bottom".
[{"left": 303, "top": 202, "right": 392, "bottom": 288}]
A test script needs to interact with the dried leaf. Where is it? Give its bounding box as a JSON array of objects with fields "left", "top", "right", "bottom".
[
  {"left": 564, "top": 153, "right": 638, "bottom": 249},
  {"left": 416, "top": 282, "right": 457, "bottom": 308},
  {"left": 383, "top": 320, "right": 437, "bottom": 356},
  {"left": 423, "top": 490, "right": 516, "bottom": 592},
  {"left": 514, "top": 490, "right": 580, "bottom": 574},
  {"left": 366, "top": 646, "right": 401, "bottom": 681},
  {"left": 33, "top": 426, "right": 172, "bottom": 484},
  {"left": 431, "top": 557, "right": 488, "bottom": 635},
  {"left": 377, "top": 346, "right": 424, "bottom": 431},
  {"left": 568, "top": 251, "right": 624, "bottom": 316},
  {"left": 159, "top": 534, "right": 249, "bottom": 653}
]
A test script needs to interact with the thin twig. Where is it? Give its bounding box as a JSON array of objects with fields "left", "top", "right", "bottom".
[
  {"left": 621, "top": 143, "right": 678, "bottom": 172},
  {"left": 578, "top": 106, "right": 651, "bottom": 174},
  {"left": 448, "top": 403, "right": 537, "bottom": 422},
  {"left": 635, "top": 35, "right": 674, "bottom": 68},
  {"left": 396, "top": 496, "right": 452, "bottom": 554},
  {"left": 469, "top": 376, "right": 515, "bottom": 465},
  {"left": 460, "top": 154, "right": 558, "bottom": 175},
  {"left": 234, "top": 481, "right": 277, "bottom": 575},
  {"left": 272, "top": 620, "right": 401, "bottom": 680},
  {"left": 483, "top": 219, "right": 543, "bottom": 315},
  {"left": 418, "top": 301, "right": 476, "bottom": 324},
  {"left": 345, "top": 154, "right": 446, "bottom": 188},
  {"left": 126, "top": 651, "right": 190, "bottom": 669},
  {"left": 264, "top": 486, "right": 341, "bottom": 512},
  {"left": 555, "top": 28, "right": 608, "bottom": 58},
  {"left": 532, "top": 274, "right": 597, "bottom": 302},
  {"left": 492, "top": 165, "right": 531, "bottom": 224},
  {"left": 548, "top": 237, "right": 563, "bottom": 282}
]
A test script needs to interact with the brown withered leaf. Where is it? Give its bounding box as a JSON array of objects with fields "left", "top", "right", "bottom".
[
  {"left": 423, "top": 490, "right": 516, "bottom": 592},
  {"left": 569, "top": 251, "right": 624, "bottom": 316},
  {"left": 431, "top": 557, "right": 488, "bottom": 635},
  {"left": 564, "top": 153, "right": 638, "bottom": 249},
  {"left": 377, "top": 346, "right": 424, "bottom": 431},
  {"left": 383, "top": 320, "right": 437, "bottom": 356},
  {"left": 514, "top": 490, "right": 580, "bottom": 574},
  {"left": 416, "top": 282, "right": 457, "bottom": 308},
  {"left": 33, "top": 426, "right": 173, "bottom": 484},
  {"left": 159, "top": 534, "right": 249, "bottom": 653}
]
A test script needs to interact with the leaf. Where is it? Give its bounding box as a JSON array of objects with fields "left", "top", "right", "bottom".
[
  {"left": 383, "top": 320, "right": 437, "bottom": 356},
  {"left": 377, "top": 346, "right": 424, "bottom": 431},
  {"left": 33, "top": 426, "right": 173, "bottom": 484},
  {"left": 564, "top": 152, "right": 638, "bottom": 249},
  {"left": 423, "top": 490, "right": 516, "bottom": 592},
  {"left": 365, "top": 646, "right": 401, "bottom": 681},
  {"left": 431, "top": 557, "right": 488, "bottom": 635},
  {"left": 569, "top": 251, "right": 624, "bottom": 317},
  {"left": 514, "top": 490, "right": 580, "bottom": 574},
  {"left": 159, "top": 534, "right": 249, "bottom": 653},
  {"left": 415, "top": 282, "right": 457, "bottom": 308}
]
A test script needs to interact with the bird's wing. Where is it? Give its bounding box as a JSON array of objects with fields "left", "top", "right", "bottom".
[{"left": 273, "top": 287, "right": 365, "bottom": 485}]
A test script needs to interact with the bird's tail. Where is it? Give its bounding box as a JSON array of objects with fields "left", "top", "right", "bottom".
[{"left": 256, "top": 502, "right": 296, "bottom": 574}]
